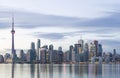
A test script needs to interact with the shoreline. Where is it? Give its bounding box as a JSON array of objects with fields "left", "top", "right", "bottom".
[{"left": 1, "top": 62, "right": 120, "bottom": 64}]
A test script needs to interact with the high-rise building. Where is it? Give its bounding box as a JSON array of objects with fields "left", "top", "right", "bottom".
[
  {"left": 71, "top": 47, "right": 75, "bottom": 62},
  {"left": 74, "top": 44, "right": 81, "bottom": 62},
  {"left": 20, "top": 50, "right": 25, "bottom": 61},
  {"left": 113, "top": 49, "right": 116, "bottom": 62},
  {"left": 113, "top": 49, "right": 116, "bottom": 56},
  {"left": 83, "top": 43, "right": 89, "bottom": 62},
  {"left": 74, "top": 44, "right": 81, "bottom": 54},
  {"left": 40, "top": 48, "right": 47, "bottom": 63},
  {"left": 31, "top": 42, "right": 35, "bottom": 50},
  {"left": 58, "top": 46, "right": 62, "bottom": 51},
  {"left": 29, "top": 42, "right": 36, "bottom": 63},
  {"left": 78, "top": 39, "right": 84, "bottom": 52},
  {"left": 49, "top": 44, "right": 53, "bottom": 50},
  {"left": 58, "top": 46, "right": 63, "bottom": 63},
  {"left": 4, "top": 53, "right": 11, "bottom": 63},
  {"left": 98, "top": 44, "right": 103, "bottom": 57},
  {"left": 49, "top": 44, "right": 54, "bottom": 63},
  {"left": 42, "top": 45, "right": 48, "bottom": 49},
  {"left": 94, "top": 40, "right": 99, "bottom": 57},
  {"left": 0, "top": 55, "right": 4, "bottom": 63},
  {"left": 89, "top": 43, "right": 96, "bottom": 59},
  {"left": 37, "top": 39, "right": 40, "bottom": 61},
  {"left": 69, "top": 45, "right": 73, "bottom": 61}
]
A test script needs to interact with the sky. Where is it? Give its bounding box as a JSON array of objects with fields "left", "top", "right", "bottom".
[{"left": 0, "top": 0, "right": 120, "bottom": 53}]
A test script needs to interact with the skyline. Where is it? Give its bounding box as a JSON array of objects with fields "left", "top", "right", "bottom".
[{"left": 0, "top": 0, "right": 120, "bottom": 53}]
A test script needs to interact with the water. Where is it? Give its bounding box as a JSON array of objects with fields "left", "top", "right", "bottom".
[{"left": 0, "top": 64, "right": 120, "bottom": 78}]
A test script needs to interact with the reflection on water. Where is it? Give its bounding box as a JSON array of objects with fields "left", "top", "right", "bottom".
[
  {"left": 1, "top": 64, "right": 119, "bottom": 78},
  {"left": 11, "top": 64, "right": 14, "bottom": 78}
]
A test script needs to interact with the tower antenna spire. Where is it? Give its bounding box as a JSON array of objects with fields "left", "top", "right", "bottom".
[
  {"left": 12, "top": 13, "right": 14, "bottom": 30},
  {"left": 11, "top": 13, "right": 15, "bottom": 63}
]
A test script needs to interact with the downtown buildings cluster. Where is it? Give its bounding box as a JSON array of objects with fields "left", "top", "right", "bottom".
[
  {"left": 0, "top": 15, "right": 120, "bottom": 64},
  {"left": 0, "top": 39, "right": 120, "bottom": 64}
]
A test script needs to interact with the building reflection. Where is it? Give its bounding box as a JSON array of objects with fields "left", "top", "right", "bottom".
[
  {"left": 83, "top": 64, "right": 89, "bottom": 78},
  {"left": 37, "top": 64, "right": 40, "bottom": 78},
  {"left": 11, "top": 64, "right": 15, "bottom": 78},
  {"left": 89, "top": 64, "right": 102, "bottom": 78},
  {"left": 30, "top": 64, "right": 35, "bottom": 78},
  {"left": 58, "top": 64, "right": 63, "bottom": 78},
  {"left": 49, "top": 64, "right": 53, "bottom": 78},
  {"left": 75, "top": 64, "right": 79, "bottom": 78},
  {"left": 10, "top": 63, "right": 104, "bottom": 78},
  {"left": 69, "top": 64, "right": 73, "bottom": 78},
  {"left": 97, "top": 64, "right": 102, "bottom": 78}
]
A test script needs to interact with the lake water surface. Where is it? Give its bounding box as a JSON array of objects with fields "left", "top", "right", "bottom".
[{"left": 0, "top": 64, "right": 120, "bottom": 78}]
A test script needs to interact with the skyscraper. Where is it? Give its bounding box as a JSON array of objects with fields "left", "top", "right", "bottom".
[
  {"left": 98, "top": 44, "right": 103, "bottom": 57},
  {"left": 31, "top": 42, "right": 35, "bottom": 50},
  {"left": 74, "top": 44, "right": 81, "bottom": 62},
  {"left": 71, "top": 47, "right": 75, "bottom": 62},
  {"left": 83, "top": 43, "right": 89, "bottom": 62},
  {"left": 89, "top": 42, "right": 96, "bottom": 59},
  {"left": 30, "top": 42, "right": 36, "bottom": 63},
  {"left": 69, "top": 45, "right": 73, "bottom": 61},
  {"left": 94, "top": 40, "right": 99, "bottom": 57},
  {"left": 78, "top": 39, "right": 84, "bottom": 52},
  {"left": 20, "top": 50, "right": 25, "bottom": 61},
  {"left": 49, "top": 44, "right": 54, "bottom": 63},
  {"left": 37, "top": 39, "right": 40, "bottom": 62},
  {"left": 113, "top": 49, "right": 116, "bottom": 56},
  {"left": 58, "top": 46, "right": 63, "bottom": 63},
  {"left": 11, "top": 14, "right": 17, "bottom": 63}
]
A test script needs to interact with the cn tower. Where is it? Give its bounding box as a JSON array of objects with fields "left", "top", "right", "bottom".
[{"left": 11, "top": 14, "right": 15, "bottom": 63}]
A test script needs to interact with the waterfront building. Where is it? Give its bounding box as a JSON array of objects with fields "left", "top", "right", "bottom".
[
  {"left": 26, "top": 49, "right": 35, "bottom": 63},
  {"left": 89, "top": 43, "right": 96, "bottom": 59},
  {"left": 58, "top": 46, "right": 63, "bottom": 63},
  {"left": 42, "top": 45, "right": 48, "bottom": 49},
  {"left": 36, "top": 39, "right": 40, "bottom": 61},
  {"left": 40, "top": 48, "right": 47, "bottom": 63},
  {"left": 78, "top": 39, "right": 84, "bottom": 52},
  {"left": 66, "top": 51, "right": 70, "bottom": 62},
  {"left": 0, "top": 55, "right": 4, "bottom": 63},
  {"left": 31, "top": 42, "right": 35, "bottom": 50},
  {"left": 94, "top": 40, "right": 99, "bottom": 57},
  {"left": 105, "top": 53, "right": 110, "bottom": 64},
  {"left": 46, "top": 50, "right": 49, "bottom": 63},
  {"left": 19, "top": 50, "right": 25, "bottom": 61},
  {"left": 98, "top": 44, "right": 103, "bottom": 57},
  {"left": 98, "top": 56, "right": 102, "bottom": 64},
  {"left": 52, "top": 50, "right": 59, "bottom": 63},
  {"left": 91, "top": 56, "right": 95, "bottom": 64},
  {"left": 74, "top": 44, "right": 81, "bottom": 62},
  {"left": 31, "top": 42, "right": 36, "bottom": 62},
  {"left": 26, "top": 42, "right": 36, "bottom": 63},
  {"left": 83, "top": 43, "right": 89, "bottom": 62},
  {"left": 113, "top": 49, "right": 117, "bottom": 62},
  {"left": 113, "top": 49, "right": 116, "bottom": 56},
  {"left": 4, "top": 53, "right": 11, "bottom": 63},
  {"left": 69, "top": 45, "right": 73, "bottom": 61},
  {"left": 49, "top": 44, "right": 54, "bottom": 63},
  {"left": 72, "top": 49, "right": 76, "bottom": 62},
  {"left": 26, "top": 50, "right": 30, "bottom": 62}
]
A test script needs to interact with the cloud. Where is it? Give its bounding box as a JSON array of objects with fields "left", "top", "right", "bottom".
[
  {"left": 74, "top": 12, "right": 120, "bottom": 27},
  {"left": 0, "top": 8, "right": 82, "bottom": 29},
  {"left": 101, "top": 40, "right": 120, "bottom": 52},
  {"left": 34, "top": 32, "right": 66, "bottom": 40},
  {"left": 0, "top": 7, "right": 120, "bottom": 30}
]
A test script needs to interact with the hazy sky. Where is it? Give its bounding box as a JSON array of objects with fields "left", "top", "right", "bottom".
[{"left": 0, "top": 0, "right": 120, "bottom": 53}]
